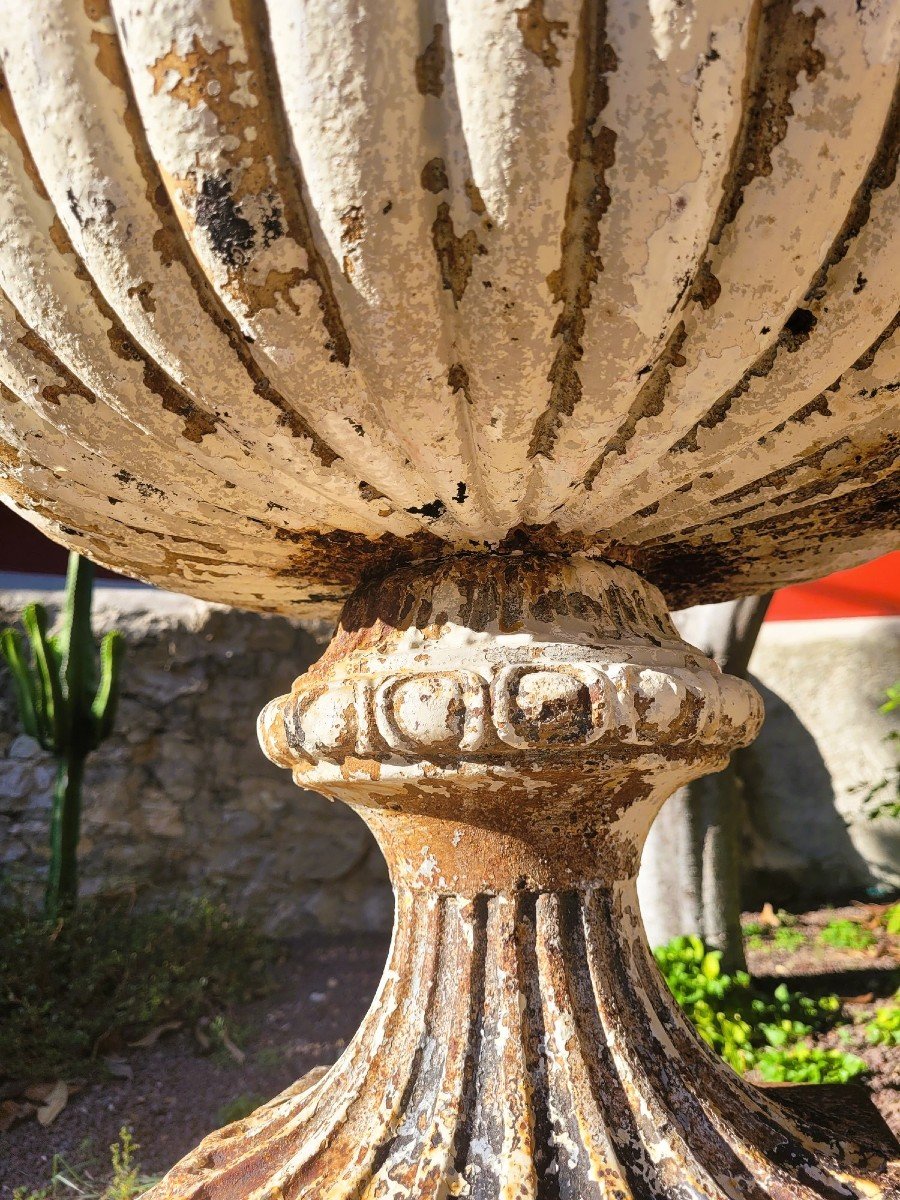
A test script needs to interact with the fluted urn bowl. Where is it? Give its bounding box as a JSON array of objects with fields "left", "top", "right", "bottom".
[
  {"left": 1, "top": 4, "right": 899, "bottom": 1199},
  {"left": 0, "top": 0, "right": 897, "bottom": 612}
]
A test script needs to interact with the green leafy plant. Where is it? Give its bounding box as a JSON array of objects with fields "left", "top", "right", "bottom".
[
  {"left": 865, "top": 996, "right": 900, "bottom": 1047},
  {"left": 655, "top": 935, "right": 843, "bottom": 1077},
  {"left": 771, "top": 927, "right": 806, "bottom": 952},
  {"left": 12, "top": 1128, "right": 158, "bottom": 1200},
  {"left": 1, "top": 553, "right": 124, "bottom": 918},
  {"left": 0, "top": 897, "right": 274, "bottom": 1082},
  {"left": 755, "top": 1046, "right": 868, "bottom": 1085},
  {"left": 881, "top": 902, "right": 900, "bottom": 936},
  {"left": 744, "top": 924, "right": 806, "bottom": 953},
  {"left": 817, "top": 918, "right": 876, "bottom": 952}
]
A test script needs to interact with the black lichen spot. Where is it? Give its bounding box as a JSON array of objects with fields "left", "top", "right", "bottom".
[
  {"left": 454, "top": 481, "right": 468, "bottom": 504},
  {"left": 113, "top": 468, "right": 164, "bottom": 500},
  {"left": 853, "top": 272, "right": 868, "bottom": 294},
  {"left": 261, "top": 198, "right": 284, "bottom": 249},
  {"left": 382, "top": 201, "right": 393, "bottom": 215},
  {"left": 406, "top": 498, "right": 446, "bottom": 520},
  {"left": 195, "top": 175, "right": 255, "bottom": 268}
]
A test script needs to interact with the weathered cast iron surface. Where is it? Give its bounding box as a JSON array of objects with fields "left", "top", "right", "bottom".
[
  {"left": 148, "top": 556, "right": 898, "bottom": 1199},
  {"left": 1, "top": 3, "right": 899, "bottom": 1196},
  {"left": 0, "top": 2, "right": 897, "bottom": 615}
]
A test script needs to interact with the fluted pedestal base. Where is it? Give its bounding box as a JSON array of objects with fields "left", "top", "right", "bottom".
[
  {"left": 153, "top": 883, "right": 896, "bottom": 1199},
  {"left": 146, "top": 555, "right": 898, "bottom": 1199}
]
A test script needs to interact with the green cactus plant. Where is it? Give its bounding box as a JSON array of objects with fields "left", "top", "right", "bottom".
[{"left": 1, "top": 553, "right": 124, "bottom": 919}]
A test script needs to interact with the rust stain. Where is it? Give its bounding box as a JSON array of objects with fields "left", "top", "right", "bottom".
[
  {"left": 528, "top": 0, "right": 617, "bottom": 459},
  {"left": 145, "top": 10, "right": 352, "bottom": 370},
  {"left": 516, "top": 0, "right": 568, "bottom": 70},
  {"left": 13, "top": 325, "right": 96, "bottom": 408},
  {"left": 126, "top": 281, "right": 157, "bottom": 314},
  {"left": 708, "top": 434, "right": 897, "bottom": 516},
  {"left": 421, "top": 157, "right": 449, "bottom": 194},
  {"left": 431, "top": 203, "right": 486, "bottom": 306},
  {"left": 582, "top": 324, "right": 687, "bottom": 487},
  {"left": 707, "top": 0, "right": 826, "bottom": 251},
  {"left": 83, "top": 0, "right": 350, "bottom": 460},
  {"left": 415, "top": 24, "right": 445, "bottom": 97},
  {"left": 805, "top": 82, "right": 900, "bottom": 305},
  {"left": 642, "top": 475, "right": 900, "bottom": 610},
  {"left": 464, "top": 179, "right": 487, "bottom": 215},
  {"left": 340, "top": 205, "right": 365, "bottom": 245},
  {"left": 447, "top": 363, "right": 472, "bottom": 403}
]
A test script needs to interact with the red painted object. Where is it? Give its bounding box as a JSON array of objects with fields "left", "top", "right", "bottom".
[{"left": 765, "top": 551, "right": 900, "bottom": 621}]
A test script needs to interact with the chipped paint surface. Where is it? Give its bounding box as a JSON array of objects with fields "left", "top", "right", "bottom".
[
  {"left": 150, "top": 555, "right": 897, "bottom": 1198},
  {"left": 0, "top": 10, "right": 898, "bottom": 1185},
  {"left": 0, "top": 1, "right": 897, "bottom": 616}
]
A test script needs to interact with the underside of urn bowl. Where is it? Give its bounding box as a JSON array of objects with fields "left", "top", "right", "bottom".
[{"left": 0, "top": 0, "right": 897, "bottom": 615}]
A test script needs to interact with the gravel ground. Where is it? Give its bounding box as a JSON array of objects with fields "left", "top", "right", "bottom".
[{"left": 2, "top": 903, "right": 897, "bottom": 1192}]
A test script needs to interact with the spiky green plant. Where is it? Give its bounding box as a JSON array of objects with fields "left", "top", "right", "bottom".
[{"left": 1, "top": 553, "right": 123, "bottom": 918}]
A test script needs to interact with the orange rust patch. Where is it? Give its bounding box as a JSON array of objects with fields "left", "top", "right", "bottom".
[
  {"left": 145, "top": 30, "right": 333, "bottom": 330},
  {"left": 340, "top": 756, "right": 382, "bottom": 781},
  {"left": 14, "top": 328, "right": 96, "bottom": 408},
  {"left": 340, "top": 205, "right": 365, "bottom": 245},
  {"left": 516, "top": 0, "right": 568, "bottom": 69},
  {"left": 464, "top": 179, "right": 487, "bottom": 215}
]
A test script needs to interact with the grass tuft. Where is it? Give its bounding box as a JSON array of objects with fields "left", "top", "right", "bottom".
[
  {"left": 0, "top": 896, "right": 274, "bottom": 1083},
  {"left": 12, "top": 1128, "right": 158, "bottom": 1200}
]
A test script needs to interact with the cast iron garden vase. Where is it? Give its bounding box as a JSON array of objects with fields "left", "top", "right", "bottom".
[{"left": 0, "top": 0, "right": 898, "bottom": 1193}]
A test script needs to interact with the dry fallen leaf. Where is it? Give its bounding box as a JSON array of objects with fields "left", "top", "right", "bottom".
[
  {"left": 36, "top": 1080, "right": 68, "bottom": 1127},
  {"left": 220, "top": 1029, "right": 246, "bottom": 1066},
  {"left": 129, "top": 1021, "right": 182, "bottom": 1048},
  {"left": 0, "top": 1099, "right": 32, "bottom": 1132}
]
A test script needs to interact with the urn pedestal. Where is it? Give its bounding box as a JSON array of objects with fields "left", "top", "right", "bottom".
[
  {"left": 148, "top": 556, "right": 897, "bottom": 1199},
  {"left": 1, "top": 0, "right": 898, "bottom": 1194}
]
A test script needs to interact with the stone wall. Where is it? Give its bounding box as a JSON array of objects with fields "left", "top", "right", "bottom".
[
  {"left": 0, "top": 583, "right": 392, "bottom": 934},
  {"left": 0, "top": 583, "right": 897, "bottom": 932}
]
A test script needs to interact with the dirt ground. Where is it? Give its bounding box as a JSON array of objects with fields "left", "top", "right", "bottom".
[{"left": 2, "top": 902, "right": 898, "bottom": 1192}]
